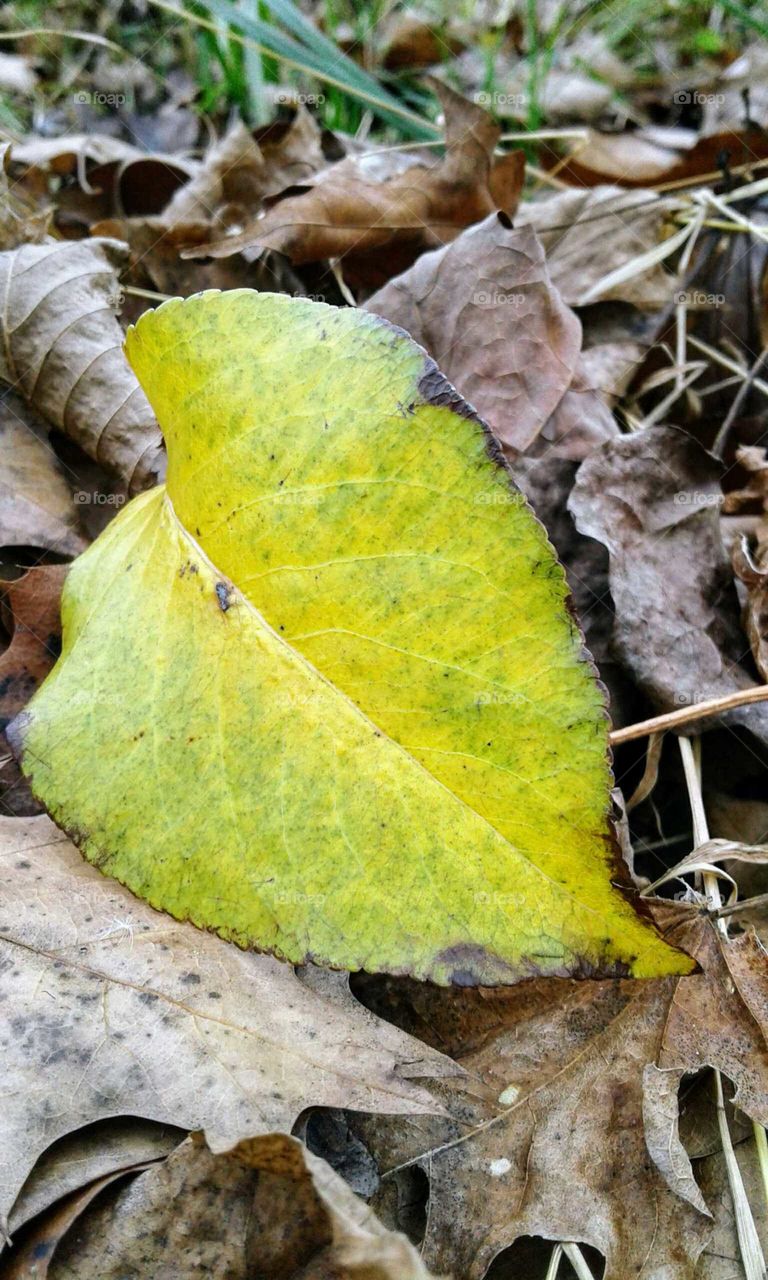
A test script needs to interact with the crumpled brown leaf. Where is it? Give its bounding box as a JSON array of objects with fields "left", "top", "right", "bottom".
[
  {"left": 365, "top": 213, "right": 581, "bottom": 451},
  {"left": 0, "top": 238, "right": 164, "bottom": 493},
  {"left": 349, "top": 905, "right": 768, "bottom": 1280},
  {"left": 183, "top": 83, "right": 525, "bottom": 291},
  {"left": 31, "top": 1134, "right": 435, "bottom": 1280},
  {"left": 0, "top": 565, "right": 67, "bottom": 817},
  {"left": 164, "top": 110, "right": 326, "bottom": 225},
  {"left": 569, "top": 425, "right": 768, "bottom": 737},
  {"left": 0, "top": 391, "right": 86, "bottom": 557},
  {"left": 0, "top": 814, "right": 457, "bottom": 1232}
]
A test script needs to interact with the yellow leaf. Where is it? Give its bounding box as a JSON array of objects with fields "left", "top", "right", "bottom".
[{"left": 10, "top": 291, "right": 692, "bottom": 984}]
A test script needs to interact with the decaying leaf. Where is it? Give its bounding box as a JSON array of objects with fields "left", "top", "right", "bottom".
[
  {"left": 183, "top": 84, "right": 525, "bottom": 290},
  {"left": 351, "top": 905, "right": 768, "bottom": 1280},
  {"left": 10, "top": 290, "right": 691, "bottom": 984},
  {"left": 8, "top": 1117, "right": 184, "bottom": 1238},
  {"left": 365, "top": 213, "right": 582, "bottom": 452},
  {"left": 164, "top": 111, "right": 326, "bottom": 225},
  {"left": 0, "top": 813, "right": 454, "bottom": 1230},
  {"left": 0, "top": 392, "right": 86, "bottom": 558},
  {"left": 0, "top": 238, "right": 164, "bottom": 494},
  {"left": 0, "top": 565, "right": 67, "bottom": 817},
  {"left": 30, "top": 1133, "right": 435, "bottom": 1280},
  {"left": 569, "top": 426, "right": 768, "bottom": 737}
]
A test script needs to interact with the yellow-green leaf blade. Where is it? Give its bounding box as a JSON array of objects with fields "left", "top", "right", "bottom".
[{"left": 12, "top": 291, "right": 692, "bottom": 983}]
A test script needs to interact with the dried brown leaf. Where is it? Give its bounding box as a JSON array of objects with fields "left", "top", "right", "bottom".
[
  {"left": 516, "top": 186, "right": 682, "bottom": 309},
  {"left": 8, "top": 1118, "right": 183, "bottom": 1238},
  {"left": 0, "top": 239, "right": 164, "bottom": 493},
  {"left": 0, "top": 392, "right": 86, "bottom": 557},
  {"left": 36, "top": 1134, "right": 435, "bottom": 1280},
  {"left": 553, "top": 126, "right": 768, "bottom": 188},
  {"left": 89, "top": 218, "right": 265, "bottom": 299},
  {"left": 164, "top": 111, "right": 325, "bottom": 225},
  {"left": 350, "top": 907, "right": 768, "bottom": 1279},
  {"left": 734, "top": 537, "right": 768, "bottom": 681},
  {"left": 0, "top": 815, "right": 456, "bottom": 1233},
  {"left": 365, "top": 213, "right": 581, "bottom": 451},
  {"left": 569, "top": 426, "right": 768, "bottom": 737},
  {"left": 183, "top": 84, "right": 525, "bottom": 290}
]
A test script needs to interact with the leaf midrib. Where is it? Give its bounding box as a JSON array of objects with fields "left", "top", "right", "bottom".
[{"left": 163, "top": 492, "right": 613, "bottom": 926}]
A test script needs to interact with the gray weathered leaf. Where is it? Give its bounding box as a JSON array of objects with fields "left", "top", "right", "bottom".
[{"left": 0, "top": 815, "right": 455, "bottom": 1232}]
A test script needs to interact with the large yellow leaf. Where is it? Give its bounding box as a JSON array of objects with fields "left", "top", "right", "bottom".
[{"left": 10, "top": 291, "right": 692, "bottom": 984}]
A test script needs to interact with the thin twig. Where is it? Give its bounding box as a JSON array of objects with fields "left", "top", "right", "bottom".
[
  {"left": 609, "top": 686, "right": 768, "bottom": 745},
  {"left": 712, "top": 349, "right": 768, "bottom": 459}
]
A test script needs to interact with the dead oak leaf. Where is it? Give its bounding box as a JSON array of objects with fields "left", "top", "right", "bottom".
[
  {"left": 350, "top": 905, "right": 768, "bottom": 1279},
  {"left": 28, "top": 1133, "right": 436, "bottom": 1280},
  {"left": 163, "top": 110, "right": 326, "bottom": 225},
  {"left": 0, "top": 814, "right": 456, "bottom": 1233}
]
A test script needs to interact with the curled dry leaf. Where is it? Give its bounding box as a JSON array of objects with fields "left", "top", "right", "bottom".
[
  {"left": 569, "top": 425, "right": 768, "bottom": 738},
  {"left": 8, "top": 1117, "right": 184, "bottom": 1237},
  {"left": 164, "top": 110, "right": 326, "bottom": 225},
  {"left": 0, "top": 565, "right": 67, "bottom": 817},
  {"left": 351, "top": 905, "right": 768, "bottom": 1280},
  {"left": 0, "top": 238, "right": 164, "bottom": 494},
  {"left": 183, "top": 83, "right": 525, "bottom": 291},
  {"left": 516, "top": 185, "right": 682, "bottom": 309},
  {"left": 0, "top": 391, "right": 86, "bottom": 557},
  {"left": 365, "top": 213, "right": 582, "bottom": 452},
  {"left": 10, "top": 291, "right": 691, "bottom": 985},
  {"left": 33, "top": 1133, "right": 435, "bottom": 1280},
  {"left": 0, "top": 814, "right": 454, "bottom": 1231}
]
